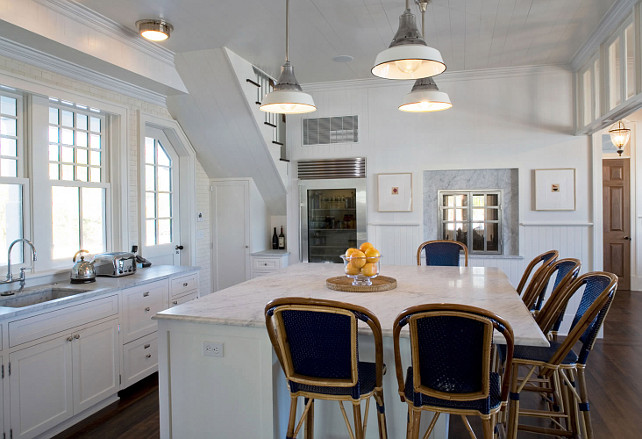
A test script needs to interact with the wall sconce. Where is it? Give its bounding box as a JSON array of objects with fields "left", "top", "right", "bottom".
[{"left": 609, "top": 120, "right": 631, "bottom": 156}]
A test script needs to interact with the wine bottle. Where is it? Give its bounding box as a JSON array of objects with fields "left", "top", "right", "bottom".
[
  {"left": 278, "top": 226, "right": 285, "bottom": 250},
  {"left": 272, "top": 227, "right": 279, "bottom": 250}
]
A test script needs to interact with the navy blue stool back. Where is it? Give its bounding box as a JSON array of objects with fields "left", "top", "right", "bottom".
[
  {"left": 416, "top": 240, "right": 468, "bottom": 266},
  {"left": 516, "top": 250, "right": 559, "bottom": 300}
]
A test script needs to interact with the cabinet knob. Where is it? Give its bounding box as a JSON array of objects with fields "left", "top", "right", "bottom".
[
  {"left": 145, "top": 307, "right": 151, "bottom": 312},
  {"left": 183, "top": 282, "right": 188, "bottom": 287},
  {"left": 66, "top": 336, "right": 73, "bottom": 342},
  {"left": 143, "top": 292, "right": 150, "bottom": 297},
  {"left": 144, "top": 344, "right": 151, "bottom": 349},
  {"left": 146, "top": 354, "right": 152, "bottom": 359},
  {"left": 74, "top": 334, "right": 80, "bottom": 340},
  {"left": 172, "top": 301, "right": 178, "bottom": 305}
]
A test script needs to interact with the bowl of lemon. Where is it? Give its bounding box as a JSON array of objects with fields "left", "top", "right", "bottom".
[{"left": 341, "top": 242, "right": 381, "bottom": 286}]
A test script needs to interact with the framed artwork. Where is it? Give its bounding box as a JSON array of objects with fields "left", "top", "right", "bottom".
[
  {"left": 534, "top": 168, "right": 576, "bottom": 211},
  {"left": 377, "top": 173, "right": 412, "bottom": 211}
]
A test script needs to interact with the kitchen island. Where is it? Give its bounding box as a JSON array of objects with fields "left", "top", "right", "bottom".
[{"left": 155, "top": 263, "right": 547, "bottom": 438}]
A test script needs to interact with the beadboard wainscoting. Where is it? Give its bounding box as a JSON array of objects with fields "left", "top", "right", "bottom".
[{"left": 368, "top": 223, "right": 421, "bottom": 266}]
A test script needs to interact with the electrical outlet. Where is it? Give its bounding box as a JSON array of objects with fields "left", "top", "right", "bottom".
[{"left": 202, "top": 341, "right": 224, "bottom": 357}]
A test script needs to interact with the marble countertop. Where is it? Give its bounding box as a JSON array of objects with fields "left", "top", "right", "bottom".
[
  {"left": 0, "top": 265, "right": 199, "bottom": 319},
  {"left": 156, "top": 263, "right": 548, "bottom": 347},
  {"left": 250, "top": 250, "right": 289, "bottom": 257}
]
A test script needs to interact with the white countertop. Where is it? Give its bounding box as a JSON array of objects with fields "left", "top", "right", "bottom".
[
  {"left": 156, "top": 263, "right": 548, "bottom": 347},
  {"left": 0, "top": 265, "right": 199, "bottom": 319}
]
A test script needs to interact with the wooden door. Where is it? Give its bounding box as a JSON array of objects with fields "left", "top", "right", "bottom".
[
  {"left": 211, "top": 180, "right": 250, "bottom": 291},
  {"left": 603, "top": 159, "right": 631, "bottom": 290}
]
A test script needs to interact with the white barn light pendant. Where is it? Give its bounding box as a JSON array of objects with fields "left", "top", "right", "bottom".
[
  {"left": 399, "top": 1, "right": 451, "bottom": 112},
  {"left": 372, "top": 0, "right": 445, "bottom": 80},
  {"left": 260, "top": 0, "right": 316, "bottom": 114}
]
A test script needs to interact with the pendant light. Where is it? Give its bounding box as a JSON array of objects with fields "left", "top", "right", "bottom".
[
  {"left": 260, "top": 0, "right": 316, "bottom": 114},
  {"left": 399, "top": 1, "right": 451, "bottom": 112},
  {"left": 372, "top": 0, "right": 445, "bottom": 80},
  {"left": 609, "top": 120, "right": 631, "bottom": 156}
]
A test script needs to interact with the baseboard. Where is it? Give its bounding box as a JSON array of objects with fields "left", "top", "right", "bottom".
[
  {"left": 630, "top": 275, "right": 642, "bottom": 292},
  {"left": 37, "top": 394, "right": 120, "bottom": 438}
]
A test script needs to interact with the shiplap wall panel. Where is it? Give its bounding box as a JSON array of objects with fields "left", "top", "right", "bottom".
[{"left": 369, "top": 224, "right": 421, "bottom": 266}]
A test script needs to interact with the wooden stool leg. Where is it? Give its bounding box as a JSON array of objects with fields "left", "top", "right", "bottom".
[
  {"left": 406, "top": 406, "right": 413, "bottom": 438},
  {"left": 287, "top": 396, "right": 298, "bottom": 439},
  {"left": 410, "top": 408, "right": 421, "bottom": 439},
  {"left": 481, "top": 415, "right": 493, "bottom": 439},
  {"left": 352, "top": 401, "right": 363, "bottom": 438},
  {"left": 506, "top": 367, "right": 520, "bottom": 439},
  {"left": 373, "top": 389, "right": 388, "bottom": 439},
  {"left": 304, "top": 398, "right": 315, "bottom": 439},
  {"left": 576, "top": 366, "right": 594, "bottom": 439}
]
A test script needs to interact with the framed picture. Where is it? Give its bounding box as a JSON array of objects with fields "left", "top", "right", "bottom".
[
  {"left": 534, "top": 168, "right": 576, "bottom": 211},
  {"left": 377, "top": 173, "right": 412, "bottom": 212}
]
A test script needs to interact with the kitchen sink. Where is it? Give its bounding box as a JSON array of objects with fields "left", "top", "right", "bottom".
[{"left": 0, "top": 286, "right": 91, "bottom": 308}]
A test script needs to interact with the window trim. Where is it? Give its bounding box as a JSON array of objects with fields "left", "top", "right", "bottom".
[{"left": 438, "top": 189, "right": 503, "bottom": 255}]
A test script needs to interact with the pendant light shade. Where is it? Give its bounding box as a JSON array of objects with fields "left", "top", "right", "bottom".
[
  {"left": 372, "top": 2, "right": 445, "bottom": 80},
  {"left": 399, "top": 77, "right": 452, "bottom": 112},
  {"left": 609, "top": 120, "right": 631, "bottom": 156},
  {"left": 260, "top": 0, "right": 316, "bottom": 114}
]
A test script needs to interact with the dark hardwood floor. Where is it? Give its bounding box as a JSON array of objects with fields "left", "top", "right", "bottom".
[{"left": 55, "top": 290, "right": 642, "bottom": 438}]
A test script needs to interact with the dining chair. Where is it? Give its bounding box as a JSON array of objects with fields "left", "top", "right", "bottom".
[
  {"left": 265, "top": 297, "right": 388, "bottom": 439},
  {"left": 393, "top": 303, "right": 514, "bottom": 439},
  {"left": 506, "top": 272, "right": 618, "bottom": 439},
  {"left": 416, "top": 240, "right": 469, "bottom": 266},
  {"left": 521, "top": 258, "right": 581, "bottom": 314},
  {"left": 515, "top": 250, "right": 558, "bottom": 303}
]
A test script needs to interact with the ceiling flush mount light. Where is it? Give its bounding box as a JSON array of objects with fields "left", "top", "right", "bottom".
[
  {"left": 136, "top": 19, "right": 173, "bottom": 42},
  {"left": 399, "top": 1, "right": 451, "bottom": 112},
  {"left": 609, "top": 120, "right": 631, "bottom": 156},
  {"left": 372, "top": 0, "right": 445, "bottom": 80},
  {"left": 260, "top": 0, "right": 316, "bottom": 114}
]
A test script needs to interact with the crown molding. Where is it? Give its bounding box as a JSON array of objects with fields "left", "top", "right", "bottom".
[
  {"left": 35, "top": 0, "right": 176, "bottom": 67},
  {"left": 303, "top": 64, "right": 569, "bottom": 91},
  {"left": 0, "top": 36, "right": 167, "bottom": 107},
  {"left": 571, "top": 0, "right": 637, "bottom": 71}
]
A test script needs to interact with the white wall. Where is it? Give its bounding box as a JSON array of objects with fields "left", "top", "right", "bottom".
[{"left": 287, "top": 66, "right": 594, "bottom": 287}]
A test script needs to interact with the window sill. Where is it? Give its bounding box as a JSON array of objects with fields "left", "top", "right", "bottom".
[{"left": 468, "top": 254, "right": 523, "bottom": 260}]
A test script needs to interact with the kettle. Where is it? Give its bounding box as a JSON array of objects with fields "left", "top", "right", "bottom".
[{"left": 70, "top": 250, "right": 96, "bottom": 283}]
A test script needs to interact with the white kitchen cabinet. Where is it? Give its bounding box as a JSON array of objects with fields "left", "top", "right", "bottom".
[
  {"left": 250, "top": 250, "right": 289, "bottom": 278},
  {"left": 120, "top": 280, "right": 168, "bottom": 344},
  {"left": 211, "top": 178, "right": 267, "bottom": 291},
  {"left": 122, "top": 332, "right": 157, "bottom": 389},
  {"left": 8, "top": 318, "right": 118, "bottom": 439},
  {"left": 170, "top": 273, "right": 199, "bottom": 306}
]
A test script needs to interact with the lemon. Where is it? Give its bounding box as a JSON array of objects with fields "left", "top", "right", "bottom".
[
  {"left": 362, "top": 262, "right": 378, "bottom": 277},
  {"left": 345, "top": 261, "right": 361, "bottom": 275},
  {"left": 365, "top": 247, "right": 380, "bottom": 263},
  {"left": 359, "top": 242, "right": 374, "bottom": 252},
  {"left": 350, "top": 250, "right": 366, "bottom": 268},
  {"left": 345, "top": 247, "right": 360, "bottom": 257}
]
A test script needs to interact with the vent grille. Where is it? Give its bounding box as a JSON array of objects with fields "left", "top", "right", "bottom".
[
  {"left": 303, "top": 115, "right": 358, "bottom": 145},
  {"left": 298, "top": 158, "right": 366, "bottom": 180}
]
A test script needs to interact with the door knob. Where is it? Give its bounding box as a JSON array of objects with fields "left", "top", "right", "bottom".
[
  {"left": 175, "top": 245, "right": 184, "bottom": 250},
  {"left": 624, "top": 236, "right": 632, "bottom": 241}
]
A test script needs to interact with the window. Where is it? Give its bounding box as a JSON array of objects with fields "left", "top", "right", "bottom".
[
  {"left": 144, "top": 136, "right": 173, "bottom": 246},
  {"left": 0, "top": 91, "right": 26, "bottom": 265},
  {"left": 439, "top": 190, "right": 502, "bottom": 254},
  {"left": 48, "top": 102, "right": 107, "bottom": 259}
]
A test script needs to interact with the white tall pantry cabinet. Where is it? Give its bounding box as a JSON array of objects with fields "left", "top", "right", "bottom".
[{"left": 211, "top": 178, "right": 268, "bottom": 291}]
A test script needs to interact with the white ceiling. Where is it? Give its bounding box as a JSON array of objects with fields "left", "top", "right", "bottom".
[{"left": 75, "top": 0, "right": 616, "bottom": 83}]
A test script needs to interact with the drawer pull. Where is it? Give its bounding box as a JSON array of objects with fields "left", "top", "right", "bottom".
[
  {"left": 183, "top": 282, "right": 188, "bottom": 287},
  {"left": 172, "top": 301, "right": 178, "bottom": 305},
  {"left": 144, "top": 344, "right": 151, "bottom": 349},
  {"left": 145, "top": 354, "right": 152, "bottom": 359},
  {"left": 145, "top": 307, "right": 151, "bottom": 312},
  {"left": 143, "top": 292, "right": 150, "bottom": 297},
  {"left": 264, "top": 263, "right": 268, "bottom": 266},
  {"left": 74, "top": 334, "right": 80, "bottom": 340},
  {"left": 66, "top": 336, "right": 73, "bottom": 342}
]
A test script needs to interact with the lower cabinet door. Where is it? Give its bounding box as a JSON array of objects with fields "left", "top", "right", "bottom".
[
  {"left": 72, "top": 319, "right": 119, "bottom": 413},
  {"left": 122, "top": 332, "right": 158, "bottom": 388},
  {"left": 10, "top": 337, "right": 73, "bottom": 439}
]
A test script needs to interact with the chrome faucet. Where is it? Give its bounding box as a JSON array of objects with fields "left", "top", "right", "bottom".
[{"left": 2, "top": 238, "right": 37, "bottom": 292}]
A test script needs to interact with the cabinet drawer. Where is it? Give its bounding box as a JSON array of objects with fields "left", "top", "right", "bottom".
[
  {"left": 252, "top": 258, "right": 281, "bottom": 271},
  {"left": 122, "top": 333, "right": 158, "bottom": 388},
  {"left": 121, "top": 280, "right": 168, "bottom": 343},
  {"left": 170, "top": 290, "right": 198, "bottom": 307},
  {"left": 170, "top": 273, "right": 199, "bottom": 298},
  {"left": 9, "top": 295, "right": 119, "bottom": 348}
]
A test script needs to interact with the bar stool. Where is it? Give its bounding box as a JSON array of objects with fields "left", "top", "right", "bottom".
[
  {"left": 521, "top": 258, "right": 581, "bottom": 315},
  {"left": 265, "top": 297, "right": 388, "bottom": 439},
  {"left": 393, "top": 303, "right": 514, "bottom": 439},
  {"left": 516, "top": 250, "right": 558, "bottom": 303},
  {"left": 416, "top": 240, "right": 469, "bottom": 266}
]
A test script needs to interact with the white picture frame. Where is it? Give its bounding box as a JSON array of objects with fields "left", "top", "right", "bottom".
[
  {"left": 534, "top": 168, "right": 576, "bottom": 211},
  {"left": 377, "top": 173, "right": 412, "bottom": 212}
]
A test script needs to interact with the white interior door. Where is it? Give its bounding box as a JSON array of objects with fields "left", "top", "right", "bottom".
[
  {"left": 142, "top": 128, "right": 181, "bottom": 265},
  {"left": 211, "top": 180, "right": 249, "bottom": 290}
]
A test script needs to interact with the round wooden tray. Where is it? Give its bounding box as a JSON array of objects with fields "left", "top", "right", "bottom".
[{"left": 326, "top": 275, "right": 397, "bottom": 293}]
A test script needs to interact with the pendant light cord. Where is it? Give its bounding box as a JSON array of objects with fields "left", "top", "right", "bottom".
[{"left": 285, "top": 0, "right": 290, "bottom": 62}]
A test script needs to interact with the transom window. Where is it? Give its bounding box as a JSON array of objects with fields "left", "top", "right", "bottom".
[
  {"left": 439, "top": 190, "right": 502, "bottom": 254},
  {"left": 144, "top": 136, "right": 173, "bottom": 246},
  {"left": 48, "top": 101, "right": 107, "bottom": 259}
]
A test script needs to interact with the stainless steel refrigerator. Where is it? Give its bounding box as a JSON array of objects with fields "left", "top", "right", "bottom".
[{"left": 299, "top": 178, "right": 367, "bottom": 263}]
